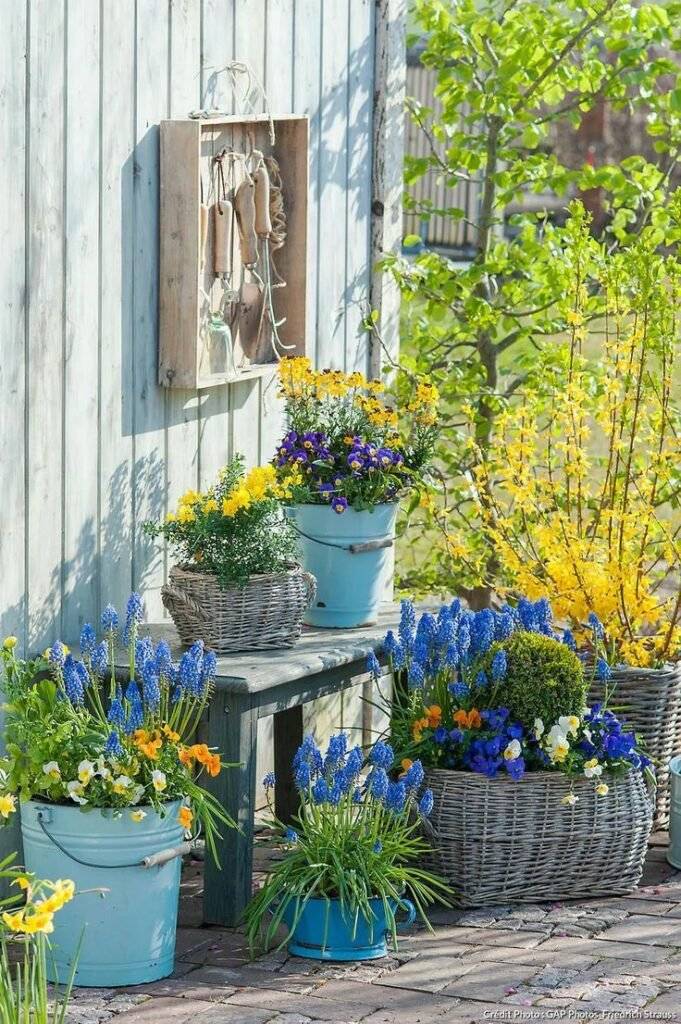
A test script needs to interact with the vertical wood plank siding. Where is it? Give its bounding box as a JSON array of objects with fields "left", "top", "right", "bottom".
[{"left": 1, "top": 0, "right": 392, "bottom": 653}]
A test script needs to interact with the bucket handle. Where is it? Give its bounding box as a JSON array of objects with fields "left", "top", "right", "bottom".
[
  {"left": 36, "top": 811, "right": 192, "bottom": 870},
  {"left": 394, "top": 898, "right": 416, "bottom": 932},
  {"left": 291, "top": 523, "right": 394, "bottom": 554}
]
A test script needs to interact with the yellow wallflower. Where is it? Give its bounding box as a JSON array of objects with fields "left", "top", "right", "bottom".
[{"left": 3, "top": 636, "right": 17, "bottom": 650}]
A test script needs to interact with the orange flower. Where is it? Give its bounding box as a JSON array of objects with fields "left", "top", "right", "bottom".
[
  {"left": 178, "top": 806, "right": 193, "bottom": 830},
  {"left": 412, "top": 716, "right": 430, "bottom": 742},
  {"left": 425, "top": 704, "right": 442, "bottom": 728},
  {"left": 452, "top": 708, "right": 482, "bottom": 730},
  {"left": 205, "top": 753, "right": 221, "bottom": 778},
  {"left": 178, "top": 747, "right": 194, "bottom": 766},
  {"left": 162, "top": 724, "right": 180, "bottom": 743},
  {"left": 139, "top": 737, "right": 163, "bottom": 760},
  {"left": 399, "top": 758, "right": 413, "bottom": 777},
  {"left": 191, "top": 743, "right": 211, "bottom": 765},
  {"left": 133, "top": 729, "right": 150, "bottom": 745}
]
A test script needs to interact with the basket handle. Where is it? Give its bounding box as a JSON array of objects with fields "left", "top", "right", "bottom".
[
  {"left": 302, "top": 571, "right": 317, "bottom": 609},
  {"left": 161, "top": 584, "right": 210, "bottom": 623}
]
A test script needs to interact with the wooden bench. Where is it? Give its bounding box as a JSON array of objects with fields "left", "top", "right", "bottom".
[{"left": 126, "top": 606, "right": 399, "bottom": 926}]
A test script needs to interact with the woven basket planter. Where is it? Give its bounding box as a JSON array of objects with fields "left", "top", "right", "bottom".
[
  {"left": 161, "top": 564, "right": 316, "bottom": 653},
  {"left": 422, "top": 768, "right": 653, "bottom": 907},
  {"left": 589, "top": 663, "right": 681, "bottom": 829}
]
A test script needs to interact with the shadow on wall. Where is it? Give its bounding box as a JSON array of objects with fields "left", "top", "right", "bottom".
[{"left": 3, "top": 453, "right": 165, "bottom": 658}]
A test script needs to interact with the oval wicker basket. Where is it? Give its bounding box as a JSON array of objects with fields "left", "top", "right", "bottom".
[
  {"left": 161, "top": 564, "right": 316, "bottom": 653},
  {"left": 589, "top": 663, "right": 681, "bottom": 829},
  {"left": 422, "top": 768, "right": 653, "bottom": 907}
]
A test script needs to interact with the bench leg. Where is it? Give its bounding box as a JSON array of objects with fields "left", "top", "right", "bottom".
[
  {"left": 204, "top": 690, "right": 258, "bottom": 926},
  {"left": 274, "top": 705, "right": 303, "bottom": 824}
]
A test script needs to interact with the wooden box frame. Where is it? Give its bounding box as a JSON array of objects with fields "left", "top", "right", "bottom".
[{"left": 159, "top": 114, "right": 308, "bottom": 389}]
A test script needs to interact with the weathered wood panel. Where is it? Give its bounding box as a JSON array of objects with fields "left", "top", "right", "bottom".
[{"left": 0, "top": 2, "right": 403, "bottom": 806}]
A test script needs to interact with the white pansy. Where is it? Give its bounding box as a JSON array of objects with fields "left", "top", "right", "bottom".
[
  {"left": 151, "top": 770, "right": 167, "bottom": 793},
  {"left": 77, "top": 760, "right": 95, "bottom": 785},
  {"left": 67, "top": 780, "right": 88, "bottom": 805},
  {"left": 130, "top": 784, "right": 145, "bottom": 805},
  {"left": 503, "top": 739, "right": 522, "bottom": 761},
  {"left": 112, "top": 775, "right": 133, "bottom": 795},
  {"left": 596, "top": 783, "right": 609, "bottom": 796},
  {"left": 558, "top": 715, "right": 580, "bottom": 737},
  {"left": 561, "top": 792, "right": 578, "bottom": 806},
  {"left": 42, "top": 761, "right": 61, "bottom": 779},
  {"left": 583, "top": 758, "right": 603, "bottom": 779},
  {"left": 533, "top": 718, "right": 545, "bottom": 740},
  {"left": 130, "top": 809, "right": 147, "bottom": 822}
]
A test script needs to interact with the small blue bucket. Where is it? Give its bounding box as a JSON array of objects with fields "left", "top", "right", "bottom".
[
  {"left": 285, "top": 503, "right": 397, "bottom": 628},
  {"left": 668, "top": 756, "right": 681, "bottom": 868},
  {"left": 21, "top": 800, "right": 185, "bottom": 987},
  {"left": 283, "top": 895, "right": 416, "bottom": 960}
]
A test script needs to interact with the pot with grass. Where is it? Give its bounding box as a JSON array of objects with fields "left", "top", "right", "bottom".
[{"left": 244, "top": 734, "right": 450, "bottom": 960}]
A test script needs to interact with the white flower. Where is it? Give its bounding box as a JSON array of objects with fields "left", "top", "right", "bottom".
[
  {"left": 151, "top": 770, "right": 167, "bottom": 793},
  {"left": 77, "top": 760, "right": 95, "bottom": 785},
  {"left": 67, "top": 780, "right": 88, "bottom": 805},
  {"left": 561, "top": 792, "right": 578, "bottom": 806},
  {"left": 596, "top": 783, "right": 609, "bottom": 796},
  {"left": 583, "top": 758, "right": 603, "bottom": 779},
  {"left": 503, "top": 739, "right": 522, "bottom": 761},
  {"left": 558, "top": 715, "right": 580, "bottom": 737},
  {"left": 534, "top": 718, "right": 545, "bottom": 740},
  {"left": 583, "top": 727, "right": 593, "bottom": 744},
  {"left": 130, "top": 809, "right": 147, "bottom": 823},
  {"left": 95, "top": 756, "right": 111, "bottom": 780},
  {"left": 130, "top": 784, "right": 145, "bottom": 806},
  {"left": 111, "top": 775, "right": 133, "bottom": 795},
  {"left": 546, "top": 725, "right": 570, "bottom": 763},
  {"left": 42, "top": 761, "right": 61, "bottom": 779}
]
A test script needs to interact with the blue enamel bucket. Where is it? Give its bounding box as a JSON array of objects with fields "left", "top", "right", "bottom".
[
  {"left": 21, "top": 800, "right": 185, "bottom": 987},
  {"left": 283, "top": 895, "right": 416, "bottom": 960},
  {"left": 668, "top": 756, "right": 681, "bottom": 869},
  {"left": 285, "top": 503, "right": 397, "bottom": 628}
]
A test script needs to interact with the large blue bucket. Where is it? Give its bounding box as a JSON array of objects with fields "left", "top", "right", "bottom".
[
  {"left": 668, "top": 756, "right": 681, "bottom": 869},
  {"left": 285, "top": 503, "right": 397, "bottom": 628},
  {"left": 21, "top": 800, "right": 184, "bottom": 987},
  {"left": 283, "top": 895, "right": 415, "bottom": 960}
]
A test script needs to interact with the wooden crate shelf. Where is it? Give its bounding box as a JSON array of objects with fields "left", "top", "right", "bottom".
[{"left": 159, "top": 114, "right": 308, "bottom": 389}]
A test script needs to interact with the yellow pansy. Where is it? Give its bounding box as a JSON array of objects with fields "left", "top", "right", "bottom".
[
  {"left": 0, "top": 794, "right": 16, "bottom": 819},
  {"left": 2, "top": 636, "right": 17, "bottom": 650}
]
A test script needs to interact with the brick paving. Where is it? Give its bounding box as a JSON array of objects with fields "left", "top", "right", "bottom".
[{"left": 60, "top": 834, "right": 681, "bottom": 1024}]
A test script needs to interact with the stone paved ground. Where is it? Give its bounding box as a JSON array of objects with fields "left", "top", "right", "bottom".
[{"left": 59, "top": 834, "right": 681, "bottom": 1024}]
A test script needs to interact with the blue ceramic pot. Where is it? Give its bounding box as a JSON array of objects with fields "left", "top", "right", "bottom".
[
  {"left": 21, "top": 800, "right": 184, "bottom": 987},
  {"left": 283, "top": 895, "right": 416, "bottom": 960},
  {"left": 285, "top": 503, "right": 397, "bottom": 628}
]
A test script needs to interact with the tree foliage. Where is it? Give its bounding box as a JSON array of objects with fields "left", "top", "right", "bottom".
[{"left": 389, "top": 0, "right": 681, "bottom": 604}]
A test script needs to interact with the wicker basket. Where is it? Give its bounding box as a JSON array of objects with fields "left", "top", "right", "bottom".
[
  {"left": 422, "top": 768, "right": 653, "bottom": 907},
  {"left": 161, "top": 564, "right": 316, "bottom": 653},
  {"left": 589, "top": 663, "right": 681, "bottom": 829}
]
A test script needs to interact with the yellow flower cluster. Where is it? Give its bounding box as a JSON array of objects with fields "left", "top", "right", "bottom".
[
  {"left": 406, "top": 379, "right": 440, "bottom": 426},
  {"left": 482, "top": 261, "right": 681, "bottom": 667},
  {"left": 278, "top": 357, "right": 385, "bottom": 402},
  {"left": 3, "top": 877, "right": 75, "bottom": 935},
  {"left": 167, "top": 464, "right": 279, "bottom": 524}
]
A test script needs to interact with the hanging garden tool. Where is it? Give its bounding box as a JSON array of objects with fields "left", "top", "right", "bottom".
[
  {"left": 234, "top": 165, "right": 267, "bottom": 359},
  {"left": 200, "top": 174, "right": 209, "bottom": 270},
  {"left": 212, "top": 149, "right": 240, "bottom": 333},
  {"left": 252, "top": 152, "right": 293, "bottom": 360}
]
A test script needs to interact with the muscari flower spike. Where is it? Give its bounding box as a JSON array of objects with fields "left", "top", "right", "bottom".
[
  {"left": 491, "top": 650, "right": 507, "bottom": 682},
  {"left": 366, "top": 650, "right": 380, "bottom": 682},
  {"left": 369, "top": 740, "right": 394, "bottom": 770},
  {"left": 101, "top": 604, "right": 119, "bottom": 634},
  {"left": 124, "top": 698, "right": 144, "bottom": 734},
  {"left": 418, "top": 788, "right": 434, "bottom": 817},
  {"left": 262, "top": 772, "right": 276, "bottom": 790},
  {"left": 91, "top": 641, "right": 108, "bottom": 676},
  {"left": 123, "top": 592, "right": 143, "bottom": 645},
  {"left": 63, "top": 655, "right": 85, "bottom": 705},
  {"left": 79, "top": 623, "right": 97, "bottom": 656},
  {"left": 107, "top": 690, "right": 126, "bottom": 729},
  {"left": 154, "top": 640, "right": 173, "bottom": 675},
  {"left": 105, "top": 730, "right": 124, "bottom": 758}
]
